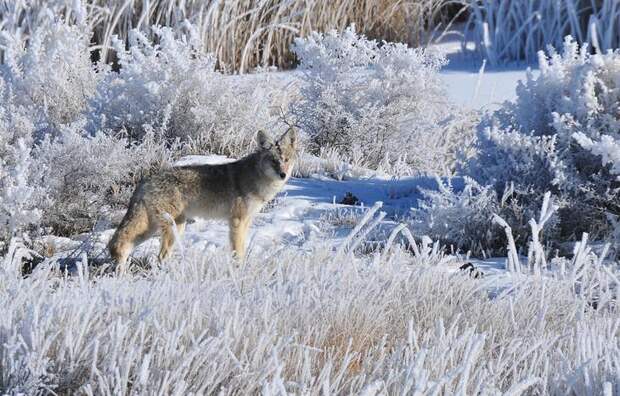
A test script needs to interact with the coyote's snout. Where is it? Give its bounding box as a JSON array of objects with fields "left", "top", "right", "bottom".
[{"left": 108, "top": 128, "right": 298, "bottom": 270}]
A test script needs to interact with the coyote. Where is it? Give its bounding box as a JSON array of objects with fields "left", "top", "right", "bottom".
[{"left": 108, "top": 128, "right": 298, "bottom": 269}]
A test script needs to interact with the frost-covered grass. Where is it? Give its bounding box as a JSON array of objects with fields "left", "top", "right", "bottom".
[
  {"left": 1, "top": 235, "right": 619, "bottom": 394},
  {"left": 2, "top": 178, "right": 619, "bottom": 394},
  {"left": 464, "top": 0, "right": 620, "bottom": 64}
]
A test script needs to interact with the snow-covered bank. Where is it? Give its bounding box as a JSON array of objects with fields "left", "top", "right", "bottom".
[{"left": 439, "top": 68, "right": 536, "bottom": 110}]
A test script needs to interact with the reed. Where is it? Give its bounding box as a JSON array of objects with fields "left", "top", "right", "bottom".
[{"left": 464, "top": 0, "right": 620, "bottom": 64}]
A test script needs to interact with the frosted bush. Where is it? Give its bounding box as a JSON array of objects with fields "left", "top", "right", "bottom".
[
  {"left": 0, "top": 140, "right": 41, "bottom": 247},
  {"left": 291, "top": 26, "right": 465, "bottom": 174},
  {"left": 294, "top": 148, "right": 387, "bottom": 180},
  {"left": 462, "top": 37, "right": 620, "bottom": 248},
  {"left": 186, "top": 73, "right": 289, "bottom": 157},
  {"left": 0, "top": 82, "right": 43, "bottom": 251},
  {"left": 89, "top": 25, "right": 214, "bottom": 140},
  {"left": 412, "top": 178, "right": 501, "bottom": 254},
  {"left": 32, "top": 126, "right": 172, "bottom": 236},
  {"left": 0, "top": 19, "right": 98, "bottom": 133},
  {"left": 90, "top": 25, "right": 285, "bottom": 157},
  {"left": 0, "top": 1, "right": 87, "bottom": 39}
]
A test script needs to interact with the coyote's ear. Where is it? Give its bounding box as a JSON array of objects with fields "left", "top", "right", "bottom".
[
  {"left": 256, "top": 130, "right": 273, "bottom": 149},
  {"left": 278, "top": 127, "right": 297, "bottom": 151}
]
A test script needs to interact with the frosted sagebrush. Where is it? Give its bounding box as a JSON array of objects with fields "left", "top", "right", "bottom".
[
  {"left": 88, "top": 25, "right": 216, "bottom": 141},
  {"left": 0, "top": 19, "right": 98, "bottom": 134},
  {"left": 90, "top": 26, "right": 287, "bottom": 158},
  {"left": 0, "top": 81, "right": 43, "bottom": 251},
  {"left": 411, "top": 178, "right": 505, "bottom": 255},
  {"left": 32, "top": 127, "right": 173, "bottom": 236},
  {"left": 465, "top": 37, "right": 620, "bottom": 248},
  {"left": 291, "top": 27, "right": 467, "bottom": 175}
]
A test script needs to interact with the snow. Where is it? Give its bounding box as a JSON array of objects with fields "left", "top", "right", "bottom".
[
  {"left": 439, "top": 68, "right": 536, "bottom": 110},
  {"left": 432, "top": 36, "right": 539, "bottom": 110}
]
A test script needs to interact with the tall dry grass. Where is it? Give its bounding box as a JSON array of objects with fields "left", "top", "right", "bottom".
[{"left": 0, "top": 0, "right": 459, "bottom": 72}]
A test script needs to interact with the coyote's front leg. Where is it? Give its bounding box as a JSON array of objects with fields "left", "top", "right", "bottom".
[{"left": 230, "top": 197, "right": 252, "bottom": 260}]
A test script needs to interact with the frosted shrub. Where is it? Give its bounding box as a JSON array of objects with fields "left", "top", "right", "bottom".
[
  {"left": 32, "top": 126, "right": 172, "bottom": 236},
  {"left": 466, "top": 37, "right": 620, "bottom": 247},
  {"left": 89, "top": 25, "right": 214, "bottom": 140},
  {"left": 0, "top": 19, "right": 98, "bottom": 133},
  {"left": 0, "top": 141, "right": 41, "bottom": 248},
  {"left": 291, "top": 26, "right": 463, "bottom": 174},
  {"left": 186, "top": 73, "right": 288, "bottom": 157},
  {"left": 91, "top": 25, "right": 284, "bottom": 157},
  {"left": 0, "top": 82, "right": 43, "bottom": 251},
  {"left": 412, "top": 178, "right": 501, "bottom": 254}
]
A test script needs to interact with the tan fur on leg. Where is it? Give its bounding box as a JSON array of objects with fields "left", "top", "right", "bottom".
[
  {"left": 230, "top": 197, "right": 252, "bottom": 260},
  {"left": 175, "top": 215, "right": 186, "bottom": 240}
]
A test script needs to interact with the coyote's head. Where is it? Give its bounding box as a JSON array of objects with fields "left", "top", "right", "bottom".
[{"left": 256, "top": 128, "right": 298, "bottom": 181}]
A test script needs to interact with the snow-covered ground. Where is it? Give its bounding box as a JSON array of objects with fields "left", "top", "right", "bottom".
[
  {"left": 433, "top": 36, "right": 538, "bottom": 109},
  {"left": 439, "top": 67, "right": 535, "bottom": 109}
]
